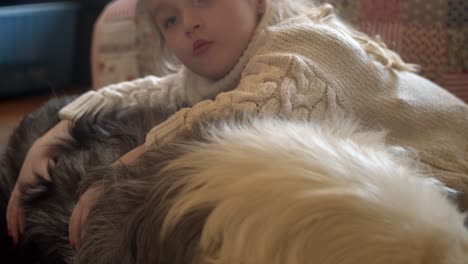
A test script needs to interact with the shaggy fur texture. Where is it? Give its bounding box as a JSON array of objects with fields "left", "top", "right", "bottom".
[
  {"left": 0, "top": 97, "right": 173, "bottom": 263},
  {"left": 1, "top": 98, "right": 468, "bottom": 264},
  {"left": 78, "top": 118, "right": 468, "bottom": 264},
  {"left": 0, "top": 97, "right": 75, "bottom": 263}
]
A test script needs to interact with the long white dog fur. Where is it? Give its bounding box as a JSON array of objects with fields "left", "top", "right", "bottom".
[
  {"left": 159, "top": 118, "right": 468, "bottom": 264},
  {"left": 76, "top": 117, "right": 468, "bottom": 264}
]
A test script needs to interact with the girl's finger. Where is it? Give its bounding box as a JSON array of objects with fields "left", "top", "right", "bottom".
[
  {"left": 39, "top": 158, "right": 52, "bottom": 181},
  {"left": 68, "top": 206, "right": 74, "bottom": 244},
  {"left": 69, "top": 202, "right": 82, "bottom": 250},
  {"left": 18, "top": 206, "right": 25, "bottom": 235},
  {"left": 6, "top": 188, "right": 19, "bottom": 244},
  {"left": 76, "top": 202, "right": 93, "bottom": 251}
]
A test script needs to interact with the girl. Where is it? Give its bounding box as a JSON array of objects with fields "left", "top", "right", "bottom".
[{"left": 7, "top": 0, "right": 468, "bottom": 251}]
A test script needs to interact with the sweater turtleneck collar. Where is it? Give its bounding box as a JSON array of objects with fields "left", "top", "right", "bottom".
[{"left": 184, "top": 4, "right": 280, "bottom": 105}]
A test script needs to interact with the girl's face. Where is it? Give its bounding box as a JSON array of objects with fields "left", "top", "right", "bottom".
[{"left": 147, "top": 0, "right": 266, "bottom": 80}]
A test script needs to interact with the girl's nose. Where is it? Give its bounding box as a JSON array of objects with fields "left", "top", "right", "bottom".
[
  {"left": 185, "top": 23, "right": 201, "bottom": 37},
  {"left": 183, "top": 10, "right": 202, "bottom": 37}
]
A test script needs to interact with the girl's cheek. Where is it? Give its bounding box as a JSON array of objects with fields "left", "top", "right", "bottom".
[{"left": 165, "top": 38, "right": 183, "bottom": 55}]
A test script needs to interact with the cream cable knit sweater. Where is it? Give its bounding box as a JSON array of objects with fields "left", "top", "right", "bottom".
[{"left": 60, "top": 5, "right": 468, "bottom": 206}]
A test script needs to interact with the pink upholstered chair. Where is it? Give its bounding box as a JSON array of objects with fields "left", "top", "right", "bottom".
[{"left": 91, "top": 0, "right": 137, "bottom": 89}]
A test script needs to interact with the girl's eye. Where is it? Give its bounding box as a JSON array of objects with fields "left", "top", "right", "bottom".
[
  {"left": 193, "top": 0, "right": 208, "bottom": 7},
  {"left": 164, "top": 16, "right": 177, "bottom": 29}
]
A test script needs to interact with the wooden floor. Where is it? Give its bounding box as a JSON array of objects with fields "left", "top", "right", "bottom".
[
  {"left": 0, "top": 95, "right": 49, "bottom": 151},
  {"left": 0, "top": 87, "right": 88, "bottom": 151}
]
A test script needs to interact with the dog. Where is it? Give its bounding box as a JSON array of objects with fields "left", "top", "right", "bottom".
[
  {"left": 1, "top": 98, "right": 468, "bottom": 263},
  {"left": 0, "top": 96, "right": 174, "bottom": 263},
  {"left": 77, "top": 118, "right": 468, "bottom": 264}
]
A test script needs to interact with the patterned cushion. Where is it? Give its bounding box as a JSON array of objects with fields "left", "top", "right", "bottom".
[{"left": 321, "top": 0, "right": 468, "bottom": 102}]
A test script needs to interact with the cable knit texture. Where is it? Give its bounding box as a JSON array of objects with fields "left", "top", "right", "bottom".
[{"left": 59, "top": 5, "right": 468, "bottom": 206}]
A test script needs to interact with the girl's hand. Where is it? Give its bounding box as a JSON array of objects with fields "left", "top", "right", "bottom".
[
  {"left": 68, "top": 184, "right": 103, "bottom": 251},
  {"left": 69, "top": 144, "right": 145, "bottom": 251},
  {"left": 6, "top": 120, "right": 71, "bottom": 244}
]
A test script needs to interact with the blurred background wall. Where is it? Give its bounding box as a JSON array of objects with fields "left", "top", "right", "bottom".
[{"left": 0, "top": 0, "right": 111, "bottom": 98}]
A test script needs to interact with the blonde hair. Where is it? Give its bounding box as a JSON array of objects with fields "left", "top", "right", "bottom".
[
  {"left": 135, "top": 0, "right": 418, "bottom": 77},
  {"left": 135, "top": 0, "right": 181, "bottom": 76},
  {"left": 268, "top": 0, "right": 317, "bottom": 21}
]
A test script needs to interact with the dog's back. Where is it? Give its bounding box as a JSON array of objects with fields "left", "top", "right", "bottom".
[{"left": 78, "top": 119, "right": 468, "bottom": 264}]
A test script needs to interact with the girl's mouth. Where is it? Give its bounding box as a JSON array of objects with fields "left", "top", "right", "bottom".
[{"left": 193, "top": 40, "right": 213, "bottom": 56}]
